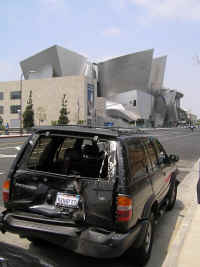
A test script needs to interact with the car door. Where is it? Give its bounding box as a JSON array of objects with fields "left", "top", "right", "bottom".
[
  {"left": 125, "top": 138, "right": 154, "bottom": 227},
  {"left": 152, "top": 138, "right": 176, "bottom": 200},
  {"left": 144, "top": 138, "right": 165, "bottom": 203}
]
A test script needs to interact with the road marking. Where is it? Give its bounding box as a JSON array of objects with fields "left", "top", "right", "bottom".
[
  {"left": 0, "top": 146, "right": 20, "bottom": 150},
  {"left": 0, "top": 141, "right": 24, "bottom": 148},
  {"left": 0, "top": 172, "right": 4, "bottom": 175},
  {"left": 0, "top": 154, "right": 16, "bottom": 158}
]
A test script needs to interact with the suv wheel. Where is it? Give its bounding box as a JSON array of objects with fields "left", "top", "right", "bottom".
[
  {"left": 166, "top": 182, "right": 177, "bottom": 211},
  {"left": 126, "top": 212, "right": 154, "bottom": 266}
]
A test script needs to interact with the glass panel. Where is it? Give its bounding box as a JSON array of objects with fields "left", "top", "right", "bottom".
[
  {"left": 153, "top": 139, "right": 168, "bottom": 164},
  {"left": 10, "top": 91, "right": 21, "bottom": 100},
  {"left": 128, "top": 141, "right": 147, "bottom": 178},
  {"left": 10, "top": 105, "right": 21, "bottom": 114},
  {"left": 145, "top": 140, "right": 159, "bottom": 169},
  {"left": 0, "top": 92, "right": 4, "bottom": 100},
  {"left": 19, "top": 134, "right": 109, "bottom": 178}
]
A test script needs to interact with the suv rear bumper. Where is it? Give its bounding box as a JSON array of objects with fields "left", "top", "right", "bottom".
[{"left": 0, "top": 212, "right": 143, "bottom": 258}]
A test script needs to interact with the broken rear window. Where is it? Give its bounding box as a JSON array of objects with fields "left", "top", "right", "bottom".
[{"left": 19, "top": 134, "right": 112, "bottom": 179}]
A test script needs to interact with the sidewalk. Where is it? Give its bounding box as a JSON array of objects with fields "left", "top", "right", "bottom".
[
  {"left": 177, "top": 205, "right": 200, "bottom": 267},
  {"left": 162, "top": 160, "right": 200, "bottom": 267}
]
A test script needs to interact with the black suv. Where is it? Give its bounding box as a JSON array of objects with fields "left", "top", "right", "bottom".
[{"left": 0, "top": 126, "right": 179, "bottom": 266}]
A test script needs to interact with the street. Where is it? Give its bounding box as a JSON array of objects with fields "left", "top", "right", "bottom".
[{"left": 0, "top": 128, "right": 199, "bottom": 266}]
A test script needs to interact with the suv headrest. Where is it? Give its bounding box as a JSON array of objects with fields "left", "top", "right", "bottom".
[
  {"left": 83, "top": 144, "right": 99, "bottom": 157},
  {"left": 64, "top": 148, "right": 82, "bottom": 161}
]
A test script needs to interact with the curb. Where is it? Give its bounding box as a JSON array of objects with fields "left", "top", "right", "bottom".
[{"left": 162, "top": 159, "right": 199, "bottom": 267}]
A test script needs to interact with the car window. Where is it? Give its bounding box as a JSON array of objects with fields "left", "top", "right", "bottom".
[
  {"left": 25, "top": 136, "right": 54, "bottom": 170},
  {"left": 127, "top": 140, "right": 147, "bottom": 179},
  {"left": 19, "top": 134, "right": 110, "bottom": 178},
  {"left": 145, "top": 139, "right": 159, "bottom": 170},
  {"left": 54, "top": 138, "right": 77, "bottom": 162},
  {"left": 153, "top": 139, "right": 168, "bottom": 165}
]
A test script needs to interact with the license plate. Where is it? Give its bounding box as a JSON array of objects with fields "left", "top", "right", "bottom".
[{"left": 55, "top": 193, "right": 80, "bottom": 209}]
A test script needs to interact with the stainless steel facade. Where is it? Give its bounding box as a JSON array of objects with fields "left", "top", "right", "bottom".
[
  {"left": 98, "top": 49, "right": 154, "bottom": 97},
  {"left": 20, "top": 45, "right": 87, "bottom": 80},
  {"left": 150, "top": 56, "right": 167, "bottom": 90},
  {"left": 18, "top": 45, "right": 184, "bottom": 127}
]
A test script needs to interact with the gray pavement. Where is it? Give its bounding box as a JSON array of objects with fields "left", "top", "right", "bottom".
[{"left": 162, "top": 159, "right": 199, "bottom": 267}]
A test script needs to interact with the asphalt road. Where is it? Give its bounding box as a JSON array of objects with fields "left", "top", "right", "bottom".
[{"left": 0, "top": 128, "right": 199, "bottom": 267}]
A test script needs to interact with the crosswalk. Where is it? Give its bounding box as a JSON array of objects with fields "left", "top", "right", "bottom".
[
  {"left": 0, "top": 146, "right": 20, "bottom": 176},
  {"left": 0, "top": 154, "right": 16, "bottom": 158}
]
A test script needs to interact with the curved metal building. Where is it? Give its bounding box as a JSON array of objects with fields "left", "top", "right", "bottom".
[{"left": 19, "top": 45, "right": 184, "bottom": 127}]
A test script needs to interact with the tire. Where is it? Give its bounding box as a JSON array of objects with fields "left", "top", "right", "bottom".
[
  {"left": 166, "top": 182, "right": 177, "bottom": 211},
  {"left": 126, "top": 212, "right": 154, "bottom": 266}
]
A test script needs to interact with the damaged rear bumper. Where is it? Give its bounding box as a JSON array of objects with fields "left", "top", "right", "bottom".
[{"left": 0, "top": 212, "right": 143, "bottom": 258}]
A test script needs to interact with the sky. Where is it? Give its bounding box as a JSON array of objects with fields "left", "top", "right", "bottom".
[{"left": 0, "top": 0, "right": 200, "bottom": 117}]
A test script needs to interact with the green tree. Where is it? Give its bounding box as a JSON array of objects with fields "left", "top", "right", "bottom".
[
  {"left": 0, "top": 116, "right": 3, "bottom": 128},
  {"left": 58, "top": 94, "right": 70, "bottom": 125},
  {"left": 23, "top": 90, "right": 34, "bottom": 128}
]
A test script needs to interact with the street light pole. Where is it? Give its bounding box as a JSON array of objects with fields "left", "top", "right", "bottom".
[{"left": 20, "top": 73, "right": 24, "bottom": 135}]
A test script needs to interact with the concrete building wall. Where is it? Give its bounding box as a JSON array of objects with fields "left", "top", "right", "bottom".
[{"left": 0, "top": 76, "right": 96, "bottom": 127}]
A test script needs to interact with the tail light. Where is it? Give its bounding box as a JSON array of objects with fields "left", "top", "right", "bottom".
[
  {"left": 116, "top": 195, "right": 132, "bottom": 222},
  {"left": 3, "top": 180, "right": 10, "bottom": 203}
]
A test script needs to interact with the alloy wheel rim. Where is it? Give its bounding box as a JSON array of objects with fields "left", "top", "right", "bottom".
[{"left": 144, "top": 223, "right": 152, "bottom": 253}]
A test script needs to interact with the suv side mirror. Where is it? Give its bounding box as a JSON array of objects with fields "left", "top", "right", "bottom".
[{"left": 169, "top": 154, "right": 179, "bottom": 162}]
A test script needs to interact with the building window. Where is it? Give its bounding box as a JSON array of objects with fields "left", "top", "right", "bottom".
[
  {"left": 133, "top": 100, "right": 136, "bottom": 107},
  {"left": 0, "top": 106, "right": 3, "bottom": 114},
  {"left": 0, "top": 92, "right": 4, "bottom": 100},
  {"left": 10, "top": 105, "right": 21, "bottom": 114},
  {"left": 10, "top": 91, "right": 21, "bottom": 100}
]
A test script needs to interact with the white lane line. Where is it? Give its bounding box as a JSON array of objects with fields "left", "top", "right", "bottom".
[
  {"left": 0, "top": 154, "right": 16, "bottom": 158},
  {"left": 0, "top": 146, "right": 20, "bottom": 150},
  {"left": 0, "top": 172, "right": 4, "bottom": 175}
]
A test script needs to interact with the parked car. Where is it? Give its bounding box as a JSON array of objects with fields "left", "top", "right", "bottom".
[{"left": 0, "top": 126, "right": 179, "bottom": 266}]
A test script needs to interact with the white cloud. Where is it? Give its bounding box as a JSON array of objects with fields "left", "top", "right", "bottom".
[
  {"left": 130, "top": 0, "right": 200, "bottom": 21},
  {"left": 102, "top": 27, "right": 121, "bottom": 37}
]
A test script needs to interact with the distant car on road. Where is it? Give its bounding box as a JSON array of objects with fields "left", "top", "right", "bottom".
[{"left": 0, "top": 126, "right": 179, "bottom": 266}]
